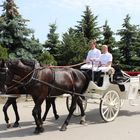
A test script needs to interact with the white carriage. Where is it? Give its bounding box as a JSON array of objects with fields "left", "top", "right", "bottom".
[{"left": 66, "top": 67, "right": 140, "bottom": 122}]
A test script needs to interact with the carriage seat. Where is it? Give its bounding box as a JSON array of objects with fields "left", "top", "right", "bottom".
[{"left": 81, "top": 67, "right": 114, "bottom": 87}]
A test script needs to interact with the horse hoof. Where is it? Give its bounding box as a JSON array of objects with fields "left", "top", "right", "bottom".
[
  {"left": 34, "top": 128, "right": 40, "bottom": 134},
  {"left": 13, "top": 122, "right": 19, "bottom": 128},
  {"left": 60, "top": 125, "right": 67, "bottom": 131},
  {"left": 55, "top": 115, "right": 59, "bottom": 120},
  {"left": 39, "top": 127, "right": 44, "bottom": 133},
  {"left": 7, "top": 123, "right": 12, "bottom": 128},
  {"left": 80, "top": 120, "right": 86, "bottom": 125}
]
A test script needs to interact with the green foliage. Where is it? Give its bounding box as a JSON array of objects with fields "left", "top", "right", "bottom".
[
  {"left": 0, "top": 2, "right": 139, "bottom": 71},
  {"left": 0, "top": 0, "right": 42, "bottom": 59},
  {"left": 37, "top": 51, "right": 57, "bottom": 65},
  {"left": 0, "top": 45, "right": 8, "bottom": 60},
  {"left": 102, "top": 20, "right": 119, "bottom": 64},
  {"left": 44, "top": 23, "right": 60, "bottom": 56},
  {"left": 43, "top": 23, "right": 61, "bottom": 64},
  {"left": 58, "top": 28, "right": 87, "bottom": 65},
  {"left": 76, "top": 6, "right": 101, "bottom": 43},
  {"left": 117, "top": 14, "right": 139, "bottom": 70}
]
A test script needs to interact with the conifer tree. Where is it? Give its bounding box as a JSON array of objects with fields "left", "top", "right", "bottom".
[
  {"left": 0, "top": 0, "right": 42, "bottom": 59},
  {"left": 117, "top": 14, "right": 138, "bottom": 70},
  {"left": 43, "top": 23, "right": 60, "bottom": 60},
  {"left": 58, "top": 28, "right": 87, "bottom": 65},
  {"left": 76, "top": 5, "right": 100, "bottom": 43},
  {"left": 102, "top": 20, "right": 119, "bottom": 64}
]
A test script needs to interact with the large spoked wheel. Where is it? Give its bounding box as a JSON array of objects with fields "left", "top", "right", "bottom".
[
  {"left": 66, "top": 96, "right": 87, "bottom": 117},
  {"left": 100, "top": 90, "right": 121, "bottom": 122}
]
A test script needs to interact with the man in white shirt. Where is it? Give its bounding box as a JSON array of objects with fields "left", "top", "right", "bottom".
[
  {"left": 81, "top": 39, "right": 101, "bottom": 69},
  {"left": 95, "top": 45, "right": 113, "bottom": 86},
  {"left": 98, "top": 45, "right": 113, "bottom": 72}
]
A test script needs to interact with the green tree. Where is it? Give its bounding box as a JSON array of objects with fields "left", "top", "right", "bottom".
[
  {"left": 58, "top": 28, "right": 87, "bottom": 65},
  {"left": 117, "top": 14, "right": 138, "bottom": 70},
  {"left": 102, "top": 20, "right": 118, "bottom": 64},
  {"left": 43, "top": 23, "right": 60, "bottom": 58},
  {"left": 130, "top": 27, "right": 140, "bottom": 71},
  {"left": 0, "top": 0, "right": 42, "bottom": 59},
  {"left": 37, "top": 51, "right": 57, "bottom": 65},
  {"left": 76, "top": 5, "right": 101, "bottom": 43}
]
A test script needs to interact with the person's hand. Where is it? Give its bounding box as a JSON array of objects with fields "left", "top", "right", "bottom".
[{"left": 89, "top": 58, "right": 95, "bottom": 61}]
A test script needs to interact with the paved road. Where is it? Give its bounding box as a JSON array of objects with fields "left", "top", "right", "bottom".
[{"left": 0, "top": 97, "right": 140, "bottom": 140}]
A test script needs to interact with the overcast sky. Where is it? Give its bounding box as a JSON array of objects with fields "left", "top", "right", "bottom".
[{"left": 0, "top": 0, "right": 140, "bottom": 43}]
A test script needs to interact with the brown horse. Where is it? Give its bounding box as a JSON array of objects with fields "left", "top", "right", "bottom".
[
  {"left": 0, "top": 59, "right": 90, "bottom": 134},
  {"left": 1, "top": 59, "right": 59, "bottom": 128}
]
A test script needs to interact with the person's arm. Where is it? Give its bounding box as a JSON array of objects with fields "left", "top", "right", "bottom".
[{"left": 106, "top": 61, "right": 112, "bottom": 67}]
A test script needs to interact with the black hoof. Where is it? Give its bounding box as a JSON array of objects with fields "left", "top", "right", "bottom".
[
  {"left": 34, "top": 126, "right": 44, "bottom": 134},
  {"left": 34, "top": 127, "right": 40, "bottom": 134},
  {"left": 13, "top": 122, "right": 19, "bottom": 128},
  {"left": 60, "top": 124, "right": 67, "bottom": 131},
  {"left": 80, "top": 120, "right": 86, "bottom": 125},
  {"left": 7, "top": 123, "right": 12, "bottom": 128},
  {"left": 55, "top": 114, "right": 59, "bottom": 120},
  {"left": 39, "top": 127, "right": 44, "bottom": 133}
]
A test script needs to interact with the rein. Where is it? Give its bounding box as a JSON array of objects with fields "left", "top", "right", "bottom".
[
  {"left": 32, "top": 77, "right": 85, "bottom": 97},
  {"left": 43, "top": 61, "right": 86, "bottom": 68},
  {"left": 4, "top": 62, "right": 87, "bottom": 97},
  {"left": 7, "top": 69, "right": 37, "bottom": 92}
]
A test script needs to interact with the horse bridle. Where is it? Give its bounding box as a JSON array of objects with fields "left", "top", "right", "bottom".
[
  {"left": 0, "top": 62, "right": 37, "bottom": 94},
  {"left": 0, "top": 63, "right": 9, "bottom": 93},
  {"left": 0, "top": 63, "right": 8, "bottom": 81}
]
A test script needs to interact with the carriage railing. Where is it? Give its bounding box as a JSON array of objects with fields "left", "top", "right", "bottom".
[{"left": 116, "top": 70, "right": 131, "bottom": 84}]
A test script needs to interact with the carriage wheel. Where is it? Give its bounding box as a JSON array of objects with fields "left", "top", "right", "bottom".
[
  {"left": 66, "top": 96, "right": 87, "bottom": 117},
  {"left": 100, "top": 90, "right": 121, "bottom": 122}
]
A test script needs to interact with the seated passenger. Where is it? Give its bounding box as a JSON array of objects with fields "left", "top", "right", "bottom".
[
  {"left": 80, "top": 39, "right": 101, "bottom": 70},
  {"left": 98, "top": 45, "right": 113, "bottom": 72},
  {"left": 96, "top": 45, "right": 113, "bottom": 86}
]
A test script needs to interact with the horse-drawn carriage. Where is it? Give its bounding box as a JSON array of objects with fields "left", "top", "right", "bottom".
[
  {"left": 66, "top": 68, "right": 140, "bottom": 122},
  {"left": 0, "top": 59, "right": 140, "bottom": 133}
]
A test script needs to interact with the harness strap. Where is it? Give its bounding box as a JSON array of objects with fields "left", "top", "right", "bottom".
[
  {"left": 69, "top": 69, "right": 76, "bottom": 96},
  {"left": 47, "top": 68, "right": 55, "bottom": 97}
]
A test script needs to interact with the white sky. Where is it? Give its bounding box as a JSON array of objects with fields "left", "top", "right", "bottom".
[{"left": 0, "top": 0, "right": 140, "bottom": 43}]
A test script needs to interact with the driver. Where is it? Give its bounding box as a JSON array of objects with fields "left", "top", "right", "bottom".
[{"left": 81, "top": 39, "right": 101, "bottom": 70}]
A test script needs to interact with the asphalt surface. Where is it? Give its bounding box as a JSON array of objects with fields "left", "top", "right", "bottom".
[{"left": 0, "top": 97, "right": 140, "bottom": 140}]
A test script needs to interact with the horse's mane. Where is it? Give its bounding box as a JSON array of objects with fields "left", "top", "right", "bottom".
[{"left": 20, "top": 59, "right": 37, "bottom": 68}]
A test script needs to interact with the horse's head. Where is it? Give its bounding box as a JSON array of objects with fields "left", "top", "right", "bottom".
[
  {"left": 0, "top": 59, "right": 38, "bottom": 94},
  {"left": 0, "top": 59, "right": 21, "bottom": 94}
]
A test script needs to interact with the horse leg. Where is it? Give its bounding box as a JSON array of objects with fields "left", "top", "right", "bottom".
[
  {"left": 12, "top": 99, "right": 20, "bottom": 127},
  {"left": 32, "top": 97, "right": 44, "bottom": 134},
  {"left": 51, "top": 98, "right": 59, "bottom": 120},
  {"left": 60, "top": 95, "right": 78, "bottom": 131},
  {"left": 42, "top": 97, "right": 59, "bottom": 121},
  {"left": 42, "top": 98, "right": 52, "bottom": 121},
  {"left": 77, "top": 97, "right": 86, "bottom": 124},
  {"left": 3, "top": 97, "right": 14, "bottom": 128}
]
